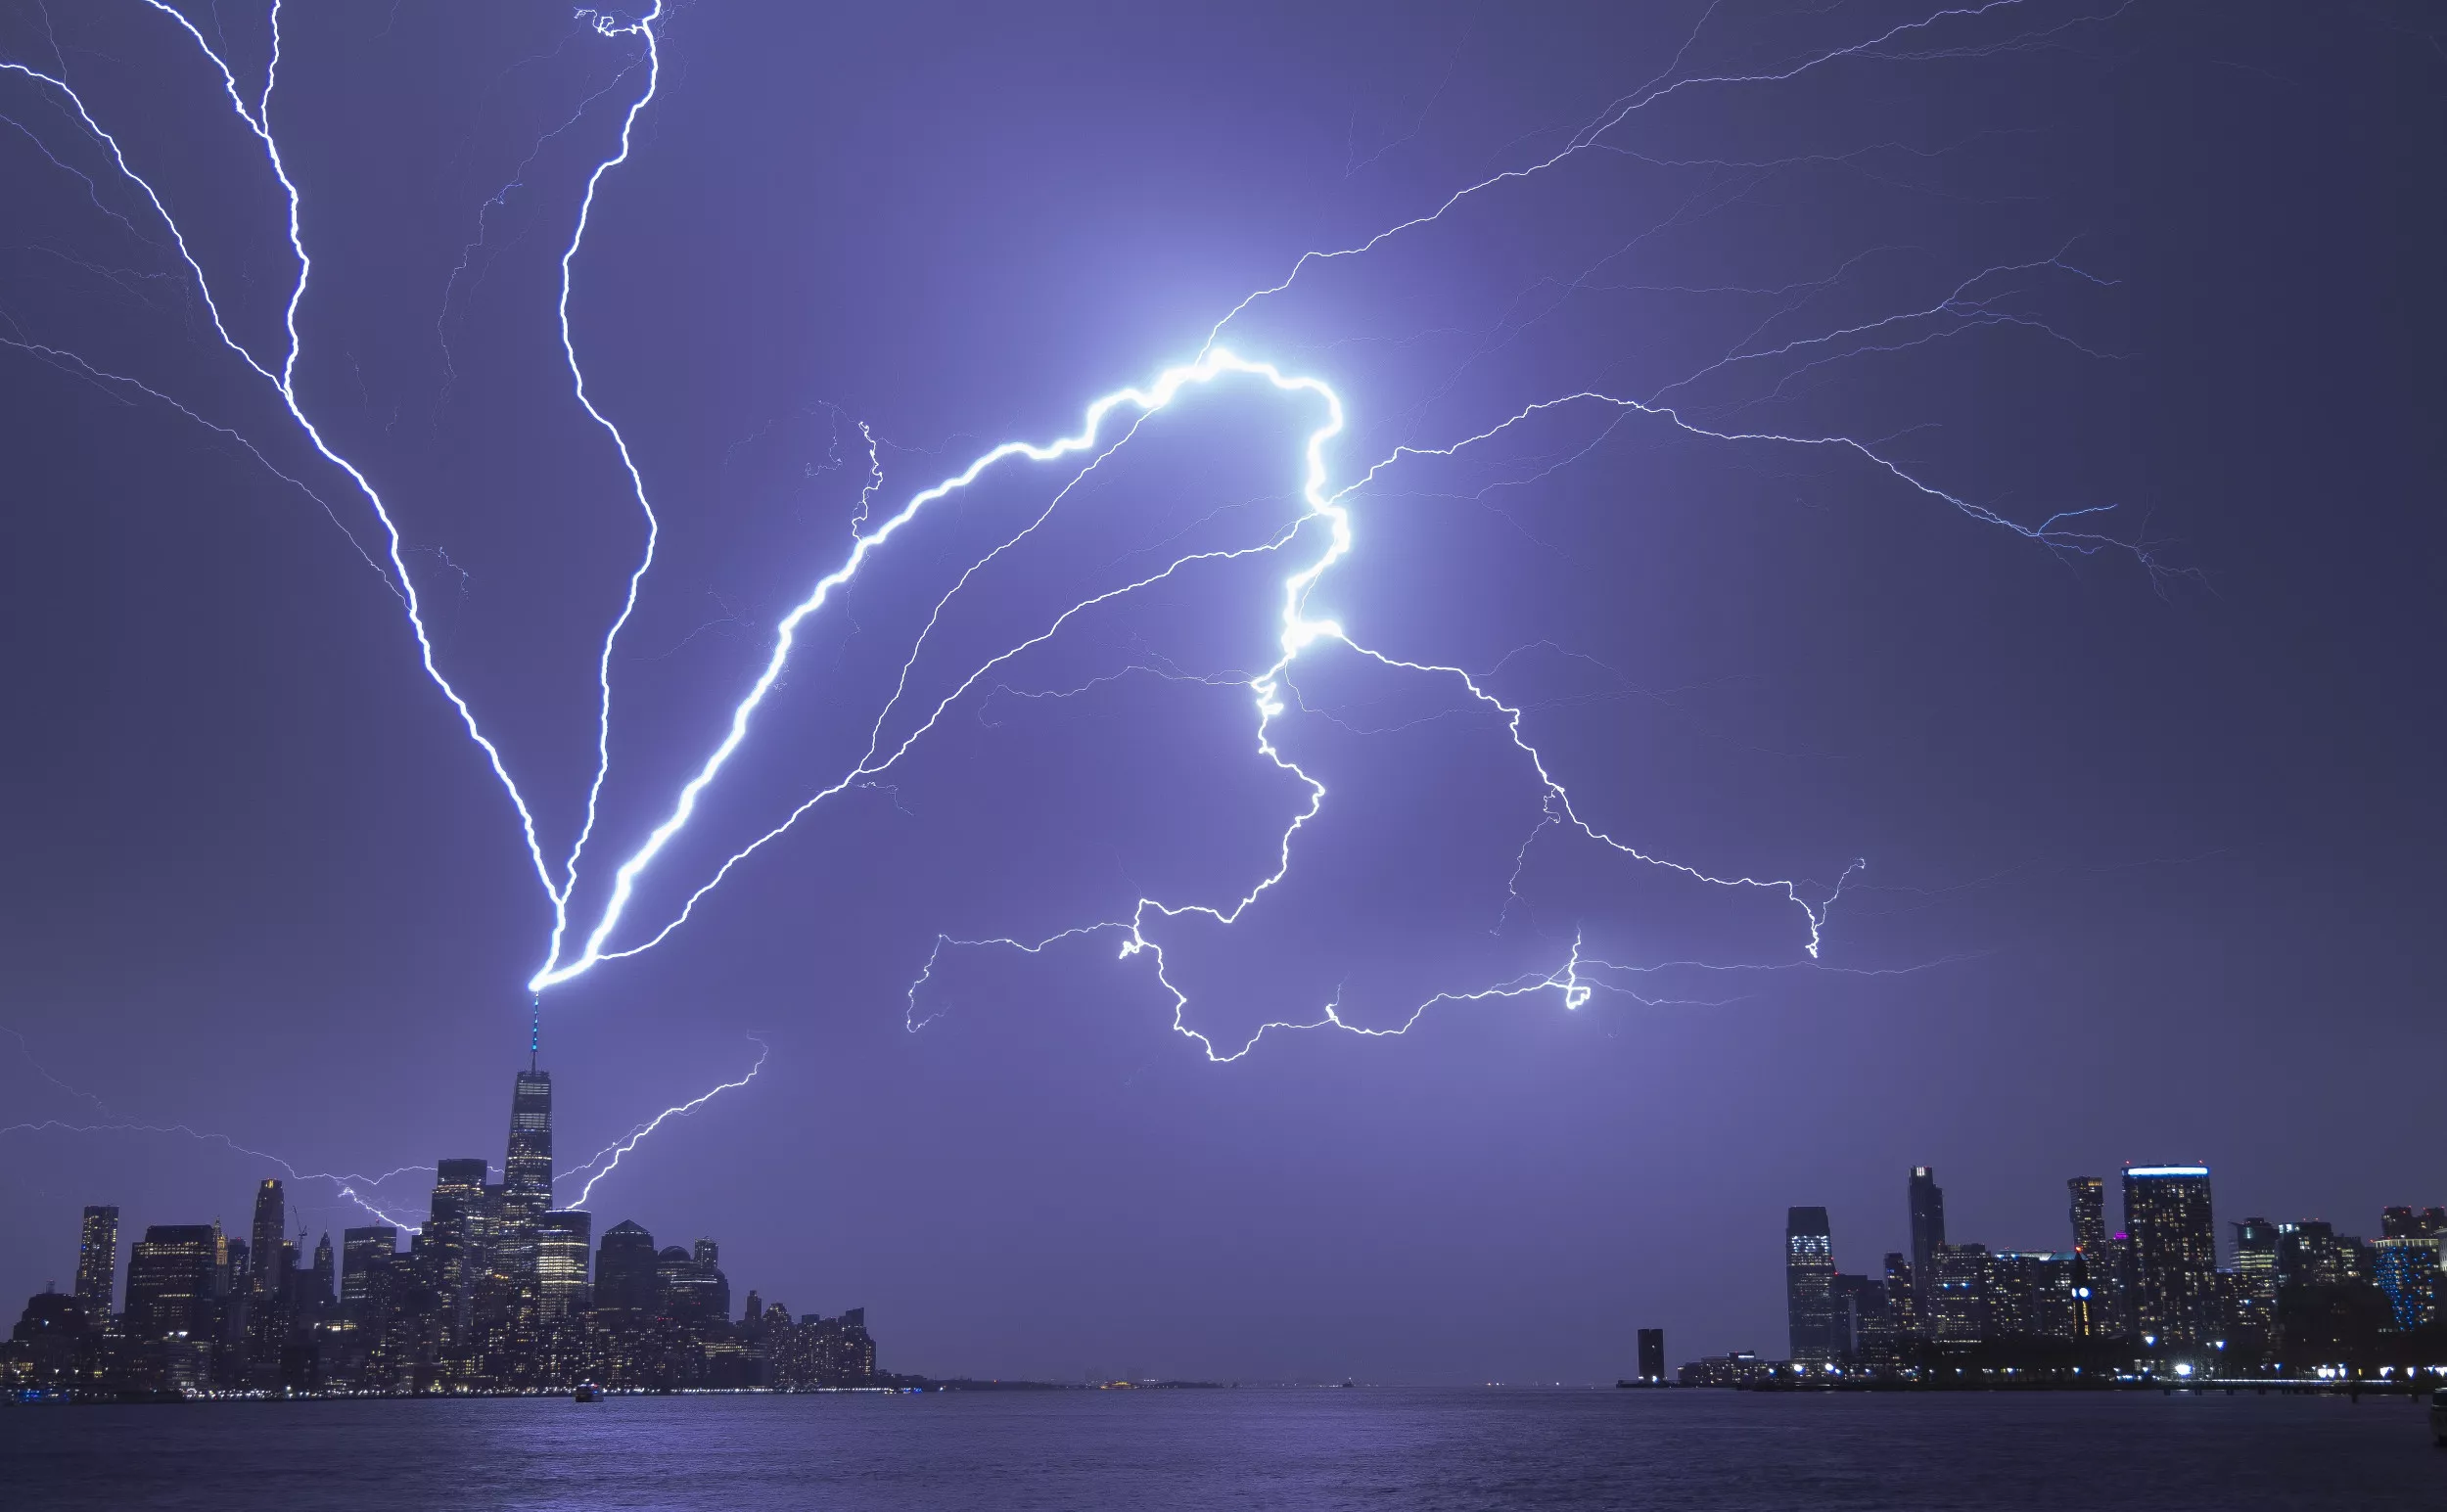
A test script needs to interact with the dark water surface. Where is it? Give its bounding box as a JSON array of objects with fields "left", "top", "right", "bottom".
[{"left": 3, "top": 1388, "right": 2441, "bottom": 1509}]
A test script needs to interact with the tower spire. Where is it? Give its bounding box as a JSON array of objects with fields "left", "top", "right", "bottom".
[{"left": 531, "top": 993, "right": 540, "bottom": 1072}]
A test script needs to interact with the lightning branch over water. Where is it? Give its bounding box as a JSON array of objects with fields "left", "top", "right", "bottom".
[{"left": 1, "top": 0, "right": 2156, "bottom": 1067}]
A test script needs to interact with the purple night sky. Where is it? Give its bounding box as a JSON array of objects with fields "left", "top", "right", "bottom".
[{"left": 1, "top": 1, "right": 2440, "bottom": 1383}]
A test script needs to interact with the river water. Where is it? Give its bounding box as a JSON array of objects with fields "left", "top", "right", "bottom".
[{"left": 3, "top": 1386, "right": 2440, "bottom": 1509}]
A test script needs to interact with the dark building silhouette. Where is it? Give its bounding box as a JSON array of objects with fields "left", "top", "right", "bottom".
[
  {"left": 1785, "top": 1207, "right": 1838, "bottom": 1362},
  {"left": 244, "top": 1180, "right": 290, "bottom": 1386},
  {"left": 1908, "top": 1167, "right": 1945, "bottom": 1314},
  {"left": 248, "top": 1180, "right": 286, "bottom": 1299},
  {"left": 1828, "top": 1271, "right": 1889, "bottom": 1360},
  {"left": 1637, "top": 1328, "right": 1664, "bottom": 1383},
  {"left": 2123, "top": 1166, "right": 2217, "bottom": 1345},
  {"left": 73, "top": 1206, "right": 118, "bottom": 1312},
  {"left": 300, "top": 1233, "right": 336, "bottom": 1316},
  {"left": 594, "top": 1220, "right": 660, "bottom": 1324}
]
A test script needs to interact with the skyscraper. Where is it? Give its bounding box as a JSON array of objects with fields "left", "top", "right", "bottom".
[
  {"left": 493, "top": 1068, "right": 555, "bottom": 1382},
  {"left": 342, "top": 1226, "right": 398, "bottom": 1312},
  {"left": 1785, "top": 1206, "right": 1839, "bottom": 1362},
  {"left": 594, "top": 1219, "right": 659, "bottom": 1387},
  {"left": 424, "top": 1157, "right": 490, "bottom": 1373},
  {"left": 1637, "top": 1328, "right": 1665, "bottom": 1384},
  {"left": 244, "top": 1179, "right": 291, "bottom": 1385},
  {"left": 1927, "top": 1244, "right": 1989, "bottom": 1342},
  {"left": 536, "top": 1211, "right": 592, "bottom": 1320},
  {"left": 2371, "top": 1238, "right": 2441, "bottom": 1330},
  {"left": 124, "top": 1224, "right": 219, "bottom": 1340},
  {"left": 2122, "top": 1166, "right": 2217, "bottom": 1345},
  {"left": 73, "top": 1205, "right": 118, "bottom": 1312},
  {"left": 248, "top": 1179, "right": 286, "bottom": 1297},
  {"left": 301, "top": 1233, "right": 337, "bottom": 1317},
  {"left": 505, "top": 1070, "right": 553, "bottom": 1204},
  {"left": 1908, "top": 1167, "right": 1945, "bottom": 1313},
  {"left": 2068, "top": 1177, "right": 2105, "bottom": 1255},
  {"left": 1882, "top": 1252, "right": 1919, "bottom": 1346},
  {"left": 594, "top": 1220, "right": 659, "bottom": 1325}
]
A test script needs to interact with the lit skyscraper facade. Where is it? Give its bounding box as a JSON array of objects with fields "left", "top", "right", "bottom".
[
  {"left": 125, "top": 1224, "right": 218, "bottom": 1339},
  {"left": 2068, "top": 1177, "right": 2105, "bottom": 1255},
  {"left": 2122, "top": 1166, "right": 2217, "bottom": 1345},
  {"left": 2371, "top": 1238, "right": 2441, "bottom": 1330},
  {"left": 1908, "top": 1167, "right": 1946, "bottom": 1314},
  {"left": 342, "top": 1226, "right": 397, "bottom": 1312},
  {"left": 1785, "top": 1207, "right": 1839, "bottom": 1362},
  {"left": 536, "top": 1211, "right": 592, "bottom": 1320},
  {"left": 505, "top": 1070, "right": 553, "bottom": 1202},
  {"left": 73, "top": 1205, "right": 118, "bottom": 1312},
  {"left": 424, "top": 1157, "right": 489, "bottom": 1376},
  {"left": 1927, "top": 1244, "right": 1989, "bottom": 1342}
]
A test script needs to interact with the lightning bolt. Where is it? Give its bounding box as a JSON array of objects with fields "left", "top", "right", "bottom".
[
  {"left": 563, "top": 1037, "right": 768, "bottom": 1210},
  {"left": 0, "top": 1118, "right": 427, "bottom": 1230},
  {"left": 4, "top": 1, "right": 2159, "bottom": 1064}
]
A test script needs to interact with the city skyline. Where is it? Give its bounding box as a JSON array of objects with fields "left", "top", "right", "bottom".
[
  {"left": 1661, "top": 1162, "right": 2447, "bottom": 1386},
  {"left": 9, "top": 1053, "right": 878, "bottom": 1396}
]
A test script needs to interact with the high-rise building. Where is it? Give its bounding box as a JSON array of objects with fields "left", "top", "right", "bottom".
[
  {"left": 1637, "top": 1328, "right": 1665, "bottom": 1384},
  {"left": 300, "top": 1233, "right": 337, "bottom": 1316},
  {"left": 1882, "top": 1252, "right": 1919, "bottom": 1346},
  {"left": 2068, "top": 1177, "right": 2105, "bottom": 1256},
  {"left": 594, "top": 1220, "right": 659, "bottom": 1325},
  {"left": 125, "top": 1224, "right": 219, "bottom": 1340},
  {"left": 249, "top": 1179, "right": 287, "bottom": 1297},
  {"left": 536, "top": 1211, "right": 592, "bottom": 1320},
  {"left": 243, "top": 1180, "right": 292, "bottom": 1385},
  {"left": 2371, "top": 1238, "right": 2441, "bottom": 1331},
  {"left": 424, "top": 1157, "right": 490, "bottom": 1374},
  {"left": 1829, "top": 1272, "right": 1890, "bottom": 1360},
  {"left": 593, "top": 1219, "right": 660, "bottom": 1387},
  {"left": 505, "top": 1071, "right": 553, "bottom": 1202},
  {"left": 1926, "top": 1244, "right": 1988, "bottom": 1342},
  {"left": 342, "top": 1226, "right": 397, "bottom": 1312},
  {"left": 73, "top": 1205, "right": 118, "bottom": 1312},
  {"left": 483, "top": 1068, "right": 556, "bottom": 1386},
  {"left": 2381, "top": 1206, "right": 2418, "bottom": 1240},
  {"left": 1785, "top": 1207, "right": 1839, "bottom": 1362},
  {"left": 2122, "top": 1166, "right": 2217, "bottom": 1345},
  {"left": 1908, "top": 1168, "right": 1946, "bottom": 1314},
  {"left": 659, "top": 1242, "right": 731, "bottom": 1337},
  {"left": 2231, "top": 1217, "right": 2280, "bottom": 1346}
]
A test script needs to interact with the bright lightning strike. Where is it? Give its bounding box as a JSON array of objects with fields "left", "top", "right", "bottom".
[{"left": 1, "top": 0, "right": 2159, "bottom": 1064}]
